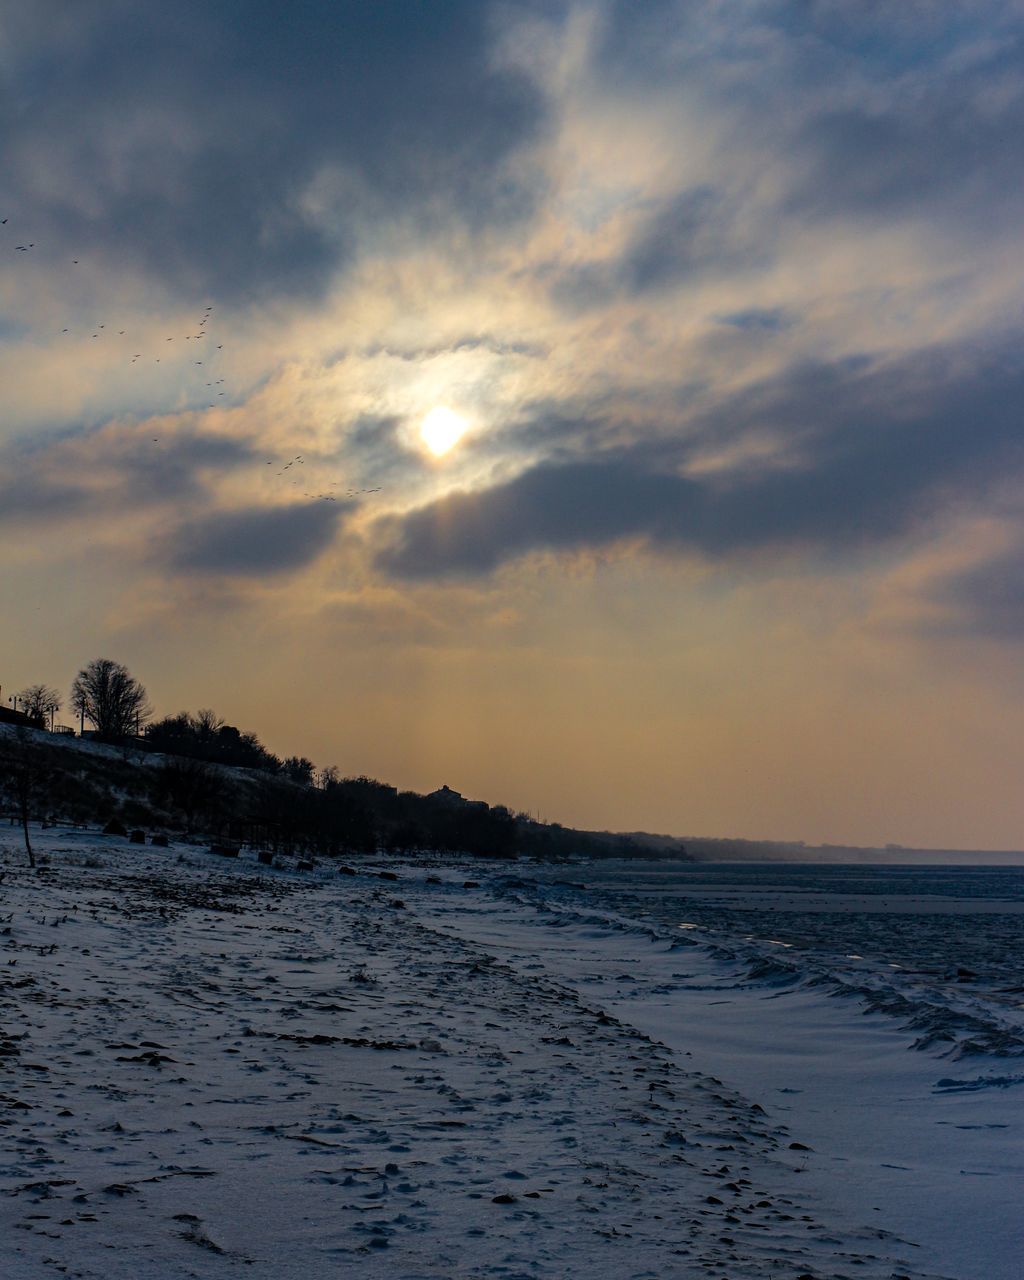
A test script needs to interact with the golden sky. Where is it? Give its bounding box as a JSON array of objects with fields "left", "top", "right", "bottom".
[{"left": 3, "top": 2, "right": 1024, "bottom": 848}]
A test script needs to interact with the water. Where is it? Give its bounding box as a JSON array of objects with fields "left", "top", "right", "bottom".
[{"left": 541, "top": 861, "right": 1024, "bottom": 1068}]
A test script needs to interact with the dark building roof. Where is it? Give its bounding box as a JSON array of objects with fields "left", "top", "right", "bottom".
[
  {"left": 427, "top": 784, "right": 466, "bottom": 804},
  {"left": 426, "top": 784, "right": 488, "bottom": 811}
]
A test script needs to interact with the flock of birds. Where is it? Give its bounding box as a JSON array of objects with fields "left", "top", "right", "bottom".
[
  {"left": 272, "top": 455, "right": 383, "bottom": 502},
  {"left": 4, "top": 218, "right": 384, "bottom": 502}
]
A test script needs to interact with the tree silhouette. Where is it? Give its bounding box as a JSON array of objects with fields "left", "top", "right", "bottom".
[
  {"left": 146, "top": 709, "right": 283, "bottom": 772},
  {"left": 70, "top": 659, "right": 151, "bottom": 742},
  {"left": 283, "top": 755, "right": 315, "bottom": 786},
  {"left": 1, "top": 728, "right": 47, "bottom": 867},
  {"left": 17, "top": 684, "right": 62, "bottom": 729}
]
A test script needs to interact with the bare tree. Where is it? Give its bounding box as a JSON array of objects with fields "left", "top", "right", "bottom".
[
  {"left": 193, "top": 708, "right": 224, "bottom": 740},
  {"left": 70, "top": 659, "right": 152, "bottom": 742},
  {"left": 1, "top": 728, "right": 48, "bottom": 867},
  {"left": 316, "top": 764, "right": 339, "bottom": 790},
  {"left": 17, "top": 684, "right": 62, "bottom": 729}
]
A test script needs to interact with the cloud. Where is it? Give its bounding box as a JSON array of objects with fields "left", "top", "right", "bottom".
[
  {"left": 0, "top": 1, "right": 550, "bottom": 303},
  {"left": 775, "top": 7, "right": 1024, "bottom": 229},
  {"left": 550, "top": 185, "right": 756, "bottom": 309},
  {"left": 931, "top": 542, "right": 1024, "bottom": 640},
  {"left": 165, "top": 500, "right": 347, "bottom": 576},
  {"left": 355, "top": 335, "right": 549, "bottom": 364},
  {"left": 715, "top": 308, "right": 792, "bottom": 332},
  {"left": 375, "top": 342, "right": 1024, "bottom": 579},
  {"left": 107, "top": 432, "right": 255, "bottom": 500},
  {"left": 0, "top": 427, "right": 253, "bottom": 527},
  {"left": 0, "top": 474, "right": 88, "bottom": 527},
  {"left": 585, "top": 1, "right": 1024, "bottom": 269}
]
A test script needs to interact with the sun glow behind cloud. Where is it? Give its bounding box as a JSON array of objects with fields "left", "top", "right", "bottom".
[{"left": 419, "top": 406, "right": 470, "bottom": 457}]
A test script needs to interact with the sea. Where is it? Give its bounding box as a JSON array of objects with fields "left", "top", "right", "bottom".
[{"left": 555, "top": 860, "right": 1024, "bottom": 1067}]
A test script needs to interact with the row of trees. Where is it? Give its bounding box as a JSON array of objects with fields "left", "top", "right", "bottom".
[
  {"left": 5, "top": 657, "right": 653, "bottom": 865},
  {"left": 12, "top": 659, "right": 150, "bottom": 739},
  {"left": 145, "top": 708, "right": 313, "bottom": 781},
  {"left": 1, "top": 731, "right": 531, "bottom": 864},
  {"left": 14, "top": 660, "right": 309, "bottom": 778},
  {"left": 1, "top": 721, "right": 646, "bottom": 865}
]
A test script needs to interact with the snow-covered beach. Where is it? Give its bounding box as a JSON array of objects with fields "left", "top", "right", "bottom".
[
  {"left": 2, "top": 831, "right": 1020, "bottom": 1279},
  {"left": 430, "top": 862, "right": 1024, "bottom": 1280}
]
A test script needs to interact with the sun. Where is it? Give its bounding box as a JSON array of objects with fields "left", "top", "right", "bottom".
[{"left": 419, "top": 405, "right": 468, "bottom": 457}]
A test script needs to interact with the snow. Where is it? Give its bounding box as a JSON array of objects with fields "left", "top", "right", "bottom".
[
  {"left": 1, "top": 828, "right": 1002, "bottom": 1278},
  {"left": 419, "top": 885, "right": 1018, "bottom": 1280}
]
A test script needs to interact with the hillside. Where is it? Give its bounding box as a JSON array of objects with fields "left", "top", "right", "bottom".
[{"left": 0, "top": 725, "right": 659, "bottom": 862}]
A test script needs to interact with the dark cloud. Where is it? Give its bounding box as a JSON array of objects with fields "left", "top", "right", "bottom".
[
  {"left": 794, "top": 87, "right": 1024, "bottom": 224},
  {"left": 353, "top": 335, "right": 549, "bottom": 363},
  {"left": 715, "top": 308, "right": 792, "bottom": 332},
  {"left": 0, "top": 474, "right": 88, "bottom": 527},
  {"left": 932, "top": 545, "right": 1024, "bottom": 641},
  {"left": 783, "top": 2, "right": 1024, "bottom": 219},
  {"left": 376, "top": 343, "right": 1024, "bottom": 579},
  {"left": 591, "top": 3, "right": 1024, "bottom": 244},
  {"left": 1, "top": 1, "right": 550, "bottom": 303},
  {"left": 167, "top": 500, "right": 346, "bottom": 576},
  {"left": 796, "top": 17, "right": 1024, "bottom": 230},
  {"left": 593, "top": 0, "right": 710, "bottom": 86},
  {"left": 551, "top": 187, "right": 753, "bottom": 309},
  {"left": 376, "top": 460, "right": 694, "bottom": 578},
  {"left": 340, "top": 413, "right": 421, "bottom": 489},
  {"left": 0, "top": 429, "right": 252, "bottom": 525},
  {"left": 621, "top": 187, "right": 742, "bottom": 293},
  {"left": 346, "top": 414, "right": 404, "bottom": 453},
  {"left": 112, "top": 432, "right": 254, "bottom": 501}
]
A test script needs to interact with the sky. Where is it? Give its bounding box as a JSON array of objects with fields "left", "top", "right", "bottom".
[{"left": 2, "top": 0, "right": 1024, "bottom": 850}]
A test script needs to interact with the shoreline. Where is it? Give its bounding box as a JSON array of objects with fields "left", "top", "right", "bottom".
[
  {"left": 1, "top": 828, "right": 973, "bottom": 1277},
  {"left": 421, "top": 869, "right": 1023, "bottom": 1280}
]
